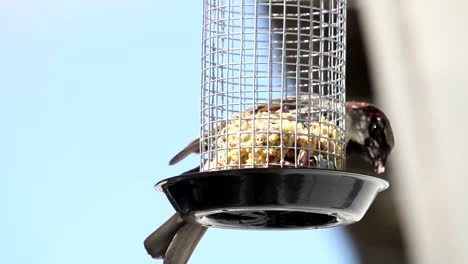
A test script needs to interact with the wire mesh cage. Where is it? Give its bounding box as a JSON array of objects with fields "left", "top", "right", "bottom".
[
  {"left": 200, "top": 0, "right": 347, "bottom": 172},
  {"left": 149, "top": 0, "right": 389, "bottom": 234}
]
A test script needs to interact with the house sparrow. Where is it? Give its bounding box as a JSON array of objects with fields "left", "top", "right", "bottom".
[{"left": 170, "top": 98, "right": 394, "bottom": 174}]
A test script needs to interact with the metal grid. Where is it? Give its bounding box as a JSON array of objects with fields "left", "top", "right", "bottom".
[{"left": 200, "top": 0, "right": 347, "bottom": 171}]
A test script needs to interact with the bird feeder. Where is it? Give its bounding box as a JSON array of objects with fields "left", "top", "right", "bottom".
[{"left": 156, "top": 0, "right": 388, "bottom": 230}]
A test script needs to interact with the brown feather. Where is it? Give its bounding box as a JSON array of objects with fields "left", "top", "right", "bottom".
[
  {"left": 164, "top": 224, "right": 208, "bottom": 264},
  {"left": 144, "top": 213, "right": 185, "bottom": 259},
  {"left": 168, "top": 138, "right": 200, "bottom": 165}
]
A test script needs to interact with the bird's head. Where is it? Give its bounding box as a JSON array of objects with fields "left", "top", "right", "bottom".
[{"left": 345, "top": 101, "right": 395, "bottom": 174}]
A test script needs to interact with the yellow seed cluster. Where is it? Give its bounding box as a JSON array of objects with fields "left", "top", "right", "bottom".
[{"left": 214, "top": 111, "right": 344, "bottom": 169}]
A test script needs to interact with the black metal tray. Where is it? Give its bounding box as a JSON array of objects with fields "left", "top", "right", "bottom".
[{"left": 155, "top": 168, "right": 388, "bottom": 230}]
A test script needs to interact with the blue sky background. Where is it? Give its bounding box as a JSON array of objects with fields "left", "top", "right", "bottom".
[{"left": 0, "top": 1, "right": 357, "bottom": 263}]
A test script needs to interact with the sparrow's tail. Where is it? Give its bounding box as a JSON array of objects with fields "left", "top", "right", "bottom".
[
  {"left": 144, "top": 213, "right": 185, "bottom": 259},
  {"left": 164, "top": 223, "right": 207, "bottom": 264},
  {"left": 169, "top": 138, "right": 200, "bottom": 165},
  {"left": 144, "top": 213, "right": 207, "bottom": 264}
]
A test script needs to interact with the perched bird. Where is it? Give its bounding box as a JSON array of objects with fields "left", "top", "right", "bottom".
[
  {"left": 170, "top": 98, "right": 394, "bottom": 174},
  {"left": 145, "top": 99, "right": 394, "bottom": 264}
]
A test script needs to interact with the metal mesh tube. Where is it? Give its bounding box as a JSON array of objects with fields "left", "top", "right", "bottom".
[{"left": 200, "top": 0, "right": 347, "bottom": 171}]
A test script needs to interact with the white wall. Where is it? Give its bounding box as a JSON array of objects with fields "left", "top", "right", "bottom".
[{"left": 355, "top": 0, "right": 468, "bottom": 263}]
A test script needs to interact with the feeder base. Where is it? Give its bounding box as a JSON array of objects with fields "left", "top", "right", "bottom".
[{"left": 155, "top": 168, "right": 388, "bottom": 230}]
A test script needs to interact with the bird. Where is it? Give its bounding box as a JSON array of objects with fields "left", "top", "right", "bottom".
[
  {"left": 144, "top": 98, "right": 395, "bottom": 264},
  {"left": 170, "top": 97, "right": 394, "bottom": 174}
]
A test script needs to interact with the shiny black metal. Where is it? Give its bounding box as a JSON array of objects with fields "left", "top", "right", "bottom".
[{"left": 155, "top": 168, "right": 388, "bottom": 230}]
